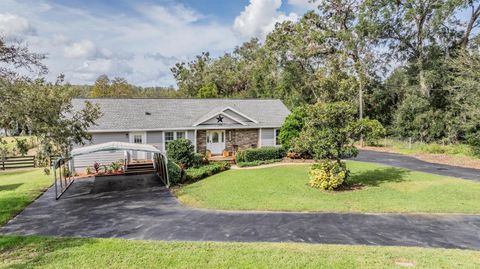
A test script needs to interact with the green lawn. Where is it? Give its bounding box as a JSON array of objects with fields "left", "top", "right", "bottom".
[
  {"left": 0, "top": 169, "right": 51, "bottom": 225},
  {"left": 177, "top": 161, "right": 480, "bottom": 213},
  {"left": 0, "top": 236, "right": 479, "bottom": 268}
]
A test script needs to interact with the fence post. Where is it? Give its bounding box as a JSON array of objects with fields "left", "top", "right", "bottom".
[
  {"left": 1, "top": 156, "right": 4, "bottom": 170},
  {"left": 33, "top": 156, "right": 36, "bottom": 168},
  {"left": 409, "top": 137, "right": 412, "bottom": 149},
  {"left": 384, "top": 136, "right": 387, "bottom": 148}
]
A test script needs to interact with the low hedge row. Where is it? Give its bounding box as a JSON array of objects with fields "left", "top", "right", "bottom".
[
  {"left": 235, "top": 147, "right": 287, "bottom": 163},
  {"left": 167, "top": 160, "right": 182, "bottom": 185},
  {"left": 185, "top": 162, "right": 230, "bottom": 182},
  {"left": 236, "top": 159, "right": 283, "bottom": 167}
]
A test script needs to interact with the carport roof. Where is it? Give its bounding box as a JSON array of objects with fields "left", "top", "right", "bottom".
[{"left": 70, "top": 142, "right": 162, "bottom": 157}]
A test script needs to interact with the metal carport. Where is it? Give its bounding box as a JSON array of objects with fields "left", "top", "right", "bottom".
[{"left": 53, "top": 142, "right": 169, "bottom": 199}]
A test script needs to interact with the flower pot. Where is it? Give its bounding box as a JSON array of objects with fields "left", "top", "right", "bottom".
[{"left": 223, "top": 150, "right": 229, "bottom": 157}]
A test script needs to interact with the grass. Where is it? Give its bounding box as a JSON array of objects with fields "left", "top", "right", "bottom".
[
  {"left": 0, "top": 235, "right": 479, "bottom": 268},
  {"left": 0, "top": 169, "right": 51, "bottom": 225},
  {"left": 177, "top": 161, "right": 480, "bottom": 213}
]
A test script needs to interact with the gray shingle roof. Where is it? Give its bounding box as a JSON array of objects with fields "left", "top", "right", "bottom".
[{"left": 72, "top": 98, "right": 291, "bottom": 132}]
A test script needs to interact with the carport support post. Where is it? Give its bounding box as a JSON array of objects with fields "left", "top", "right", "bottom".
[{"left": 53, "top": 162, "right": 57, "bottom": 199}]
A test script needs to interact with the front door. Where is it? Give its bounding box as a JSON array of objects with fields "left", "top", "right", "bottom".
[
  {"left": 129, "top": 132, "right": 147, "bottom": 159},
  {"left": 207, "top": 130, "right": 225, "bottom": 155}
]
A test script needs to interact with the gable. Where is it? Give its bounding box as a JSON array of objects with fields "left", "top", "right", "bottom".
[{"left": 193, "top": 107, "right": 258, "bottom": 127}]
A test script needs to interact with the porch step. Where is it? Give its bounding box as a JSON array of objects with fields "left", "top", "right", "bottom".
[{"left": 125, "top": 162, "right": 155, "bottom": 175}]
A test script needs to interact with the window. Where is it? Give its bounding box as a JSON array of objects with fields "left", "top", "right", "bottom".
[
  {"left": 275, "top": 129, "right": 280, "bottom": 146},
  {"left": 133, "top": 135, "right": 143, "bottom": 144},
  {"left": 176, "top": 131, "right": 185, "bottom": 139},
  {"left": 165, "top": 132, "right": 174, "bottom": 143}
]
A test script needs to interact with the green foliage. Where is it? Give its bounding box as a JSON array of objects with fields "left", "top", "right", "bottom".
[
  {"left": 192, "top": 153, "right": 208, "bottom": 168},
  {"left": 309, "top": 160, "right": 349, "bottom": 191},
  {"left": 278, "top": 106, "right": 307, "bottom": 150},
  {"left": 236, "top": 159, "right": 282, "bottom": 167},
  {"left": 166, "top": 139, "right": 195, "bottom": 168},
  {"left": 197, "top": 82, "right": 218, "bottom": 98},
  {"left": 294, "top": 102, "right": 360, "bottom": 161},
  {"left": 90, "top": 75, "right": 135, "bottom": 97},
  {"left": 110, "top": 161, "right": 122, "bottom": 172},
  {"left": 85, "top": 167, "right": 93, "bottom": 175},
  {"left": 14, "top": 139, "right": 31, "bottom": 156},
  {"left": 167, "top": 160, "right": 182, "bottom": 185},
  {"left": 466, "top": 132, "right": 480, "bottom": 157},
  {"left": 360, "top": 118, "right": 386, "bottom": 146},
  {"left": 235, "top": 147, "right": 286, "bottom": 163},
  {"left": 185, "top": 162, "right": 230, "bottom": 181}
]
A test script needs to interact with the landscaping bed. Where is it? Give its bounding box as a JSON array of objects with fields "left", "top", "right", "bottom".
[{"left": 177, "top": 161, "right": 480, "bottom": 213}]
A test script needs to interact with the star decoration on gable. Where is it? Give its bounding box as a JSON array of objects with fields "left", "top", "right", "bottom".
[{"left": 216, "top": 115, "right": 224, "bottom": 123}]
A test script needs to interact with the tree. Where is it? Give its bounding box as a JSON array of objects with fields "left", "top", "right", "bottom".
[
  {"left": 91, "top": 75, "right": 111, "bottom": 97},
  {"left": 294, "top": 102, "right": 362, "bottom": 190},
  {"left": 278, "top": 106, "right": 308, "bottom": 150},
  {"left": 197, "top": 82, "right": 218, "bottom": 98},
  {"left": 0, "top": 36, "right": 101, "bottom": 158},
  {"left": 294, "top": 102, "right": 361, "bottom": 162},
  {"left": 110, "top": 77, "right": 135, "bottom": 97}
]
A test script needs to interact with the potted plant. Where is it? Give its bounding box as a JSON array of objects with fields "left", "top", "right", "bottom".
[
  {"left": 223, "top": 148, "right": 229, "bottom": 157},
  {"left": 206, "top": 149, "right": 212, "bottom": 158}
]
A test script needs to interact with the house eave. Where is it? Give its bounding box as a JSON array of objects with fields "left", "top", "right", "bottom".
[{"left": 88, "top": 125, "right": 282, "bottom": 133}]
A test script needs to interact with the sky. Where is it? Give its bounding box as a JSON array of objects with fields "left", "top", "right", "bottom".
[{"left": 0, "top": 0, "right": 316, "bottom": 87}]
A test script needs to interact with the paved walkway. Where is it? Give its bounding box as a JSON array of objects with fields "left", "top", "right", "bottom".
[
  {"left": 1, "top": 175, "right": 479, "bottom": 250},
  {"left": 354, "top": 150, "right": 480, "bottom": 181}
]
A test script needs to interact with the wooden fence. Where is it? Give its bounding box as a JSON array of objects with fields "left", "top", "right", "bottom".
[{"left": 1, "top": 156, "right": 36, "bottom": 170}]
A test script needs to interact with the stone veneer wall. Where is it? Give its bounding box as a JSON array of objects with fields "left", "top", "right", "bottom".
[{"left": 196, "top": 129, "right": 259, "bottom": 154}]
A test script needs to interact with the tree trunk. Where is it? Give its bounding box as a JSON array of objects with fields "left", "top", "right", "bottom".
[{"left": 359, "top": 78, "right": 364, "bottom": 148}]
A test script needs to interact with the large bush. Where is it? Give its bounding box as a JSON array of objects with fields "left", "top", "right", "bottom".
[
  {"left": 235, "top": 147, "right": 287, "bottom": 162},
  {"left": 309, "top": 160, "right": 349, "bottom": 190},
  {"left": 278, "top": 106, "right": 308, "bottom": 150},
  {"left": 167, "top": 139, "right": 195, "bottom": 168},
  {"left": 185, "top": 162, "right": 230, "bottom": 181}
]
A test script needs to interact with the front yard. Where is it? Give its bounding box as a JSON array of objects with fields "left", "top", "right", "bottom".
[
  {"left": 177, "top": 161, "right": 480, "bottom": 213},
  {"left": 0, "top": 169, "right": 51, "bottom": 225},
  {"left": 1, "top": 235, "right": 479, "bottom": 268}
]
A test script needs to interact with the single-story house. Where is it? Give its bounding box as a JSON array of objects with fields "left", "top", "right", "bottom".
[{"left": 71, "top": 98, "right": 290, "bottom": 169}]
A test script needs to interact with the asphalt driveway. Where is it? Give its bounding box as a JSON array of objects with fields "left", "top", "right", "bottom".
[
  {"left": 354, "top": 150, "right": 480, "bottom": 181},
  {"left": 1, "top": 174, "right": 479, "bottom": 250}
]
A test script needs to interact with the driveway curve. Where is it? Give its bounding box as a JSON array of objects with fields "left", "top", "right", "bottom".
[
  {"left": 354, "top": 150, "right": 480, "bottom": 181},
  {"left": 1, "top": 176, "right": 479, "bottom": 250}
]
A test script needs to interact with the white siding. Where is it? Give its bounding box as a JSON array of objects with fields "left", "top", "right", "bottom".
[
  {"left": 73, "top": 132, "right": 128, "bottom": 171},
  {"left": 260, "top": 128, "right": 275, "bottom": 147}
]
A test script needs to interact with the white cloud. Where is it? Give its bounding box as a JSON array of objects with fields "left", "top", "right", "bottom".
[
  {"left": 288, "top": 0, "right": 317, "bottom": 9},
  {"left": 234, "top": 0, "right": 299, "bottom": 39},
  {"left": 0, "top": 13, "right": 36, "bottom": 37},
  {"left": 63, "top": 39, "right": 96, "bottom": 58},
  {"left": 74, "top": 58, "right": 133, "bottom": 81}
]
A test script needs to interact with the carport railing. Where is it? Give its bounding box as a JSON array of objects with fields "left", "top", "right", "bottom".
[
  {"left": 53, "top": 156, "right": 75, "bottom": 200},
  {"left": 153, "top": 153, "right": 169, "bottom": 187}
]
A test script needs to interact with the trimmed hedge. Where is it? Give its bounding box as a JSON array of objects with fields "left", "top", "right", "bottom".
[
  {"left": 235, "top": 147, "right": 287, "bottom": 163},
  {"left": 186, "top": 162, "right": 230, "bottom": 181},
  {"left": 236, "top": 159, "right": 283, "bottom": 167}
]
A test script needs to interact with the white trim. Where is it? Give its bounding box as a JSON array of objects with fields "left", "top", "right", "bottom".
[
  {"left": 223, "top": 106, "right": 258, "bottom": 123},
  {"left": 162, "top": 131, "right": 165, "bottom": 154},
  {"left": 274, "top": 128, "right": 281, "bottom": 147},
  {"left": 258, "top": 128, "right": 262, "bottom": 148},
  {"left": 129, "top": 131, "right": 147, "bottom": 159},
  {"left": 194, "top": 129, "right": 197, "bottom": 153},
  {"left": 88, "top": 125, "right": 283, "bottom": 133},
  {"left": 193, "top": 112, "right": 247, "bottom": 127}
]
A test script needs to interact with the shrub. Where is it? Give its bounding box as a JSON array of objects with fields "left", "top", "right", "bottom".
[
  {"left": 309, "top": 160, "right": 349, "bottom": 191},
  {"left": 110, "top": 161, "right": 122, "bottom": 172},
  {"left": 360, "top": 118, "right": 386, "bottom": 146},
  {"left": 236, "top": 147, "right": 287, "bottom": 162},
  {"left": 278, "top": 106, "right": 308, "bottom": 150},
  {"left": 167, "top": 139, "right": 195, "bottom": 168},
  {"left": 86, "top": 167, "right": 93, "bottom": 174},
  {"left": 93, "top": 162, "right": 100, "bottom": 173},
  {"left": 236, "top": 159, "right": 282, "bottom": 167},
  {"left": 185, "top": 162, "right": 230, "bottom": 181},
  {"left": 192, "top": 153, "right": 208, "bottom": 168},
  {"left": 467, "top": 131, "right": 480, "bottom": 157},
  {"left": 167, "top": 160, "right": 182, "bottom": 185}
]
